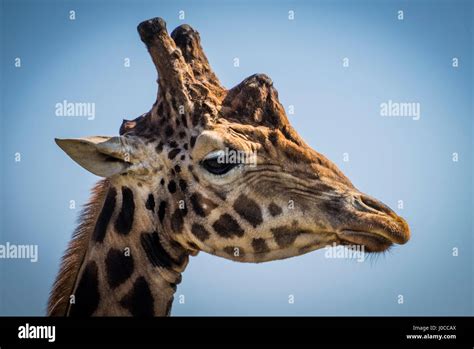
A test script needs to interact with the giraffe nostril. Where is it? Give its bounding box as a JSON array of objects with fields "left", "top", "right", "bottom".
[{"left": 359, "top": 195, "right": 394, "bottom": 216}]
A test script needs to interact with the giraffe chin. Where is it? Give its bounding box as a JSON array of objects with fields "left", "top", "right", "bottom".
[{"left": 337, "top": 230, "right": 394, "bottom": 253}]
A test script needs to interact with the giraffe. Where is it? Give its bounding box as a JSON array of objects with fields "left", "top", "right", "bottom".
[{"left": 48, "top": 17, "right": 410, "bottom": 316}]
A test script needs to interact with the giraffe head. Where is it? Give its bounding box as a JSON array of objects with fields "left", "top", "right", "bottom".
[{"left": 56, "top": 18, "right": 409, "bottom": 265}]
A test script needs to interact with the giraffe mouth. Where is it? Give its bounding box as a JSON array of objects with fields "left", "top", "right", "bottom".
[
  {"left": 338, "top": 230, "right": 394, "bottom": 253},
  {"left": 337, "top": 215, "right": 410, "bottom": 253},
  {"left": 333, "top": 193, "right": 411, "bottom": 252}
]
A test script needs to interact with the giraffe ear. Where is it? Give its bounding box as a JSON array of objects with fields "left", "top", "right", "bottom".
[{"left": 55, "top": 136, "right": 132, "bottom": 177}]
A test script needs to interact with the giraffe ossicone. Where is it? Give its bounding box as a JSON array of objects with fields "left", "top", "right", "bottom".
[{"left": 49, "top": 17, "right": 410, "bottom": 316}]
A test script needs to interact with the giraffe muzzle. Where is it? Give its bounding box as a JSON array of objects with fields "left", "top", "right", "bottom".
[{"left": 336, "top": 193, "right": 410, "bottom": 252}]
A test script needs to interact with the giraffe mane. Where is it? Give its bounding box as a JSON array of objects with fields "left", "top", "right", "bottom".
[{"left": 47, "top": 179, "right": 110, "bottom": 316}]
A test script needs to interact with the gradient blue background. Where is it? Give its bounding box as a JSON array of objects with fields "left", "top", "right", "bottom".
[{"left": 0, "top": 0, "right": 472, "bottom": 315}]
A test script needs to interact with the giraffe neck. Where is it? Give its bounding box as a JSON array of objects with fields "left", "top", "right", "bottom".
[{"left": 68, "top": 180, "right": 189, "bottom": 316}]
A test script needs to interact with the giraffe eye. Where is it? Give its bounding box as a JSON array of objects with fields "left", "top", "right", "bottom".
[{"left": 201, "top": 151, "right": 239, "bottom": 175}]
